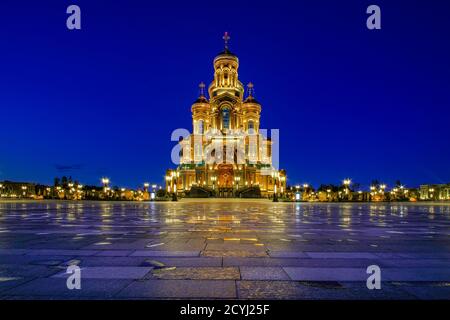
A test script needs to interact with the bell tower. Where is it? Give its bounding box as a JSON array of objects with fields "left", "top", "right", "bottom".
[{"left": 208, "top": 32, "right": 245, "bottom": 131}]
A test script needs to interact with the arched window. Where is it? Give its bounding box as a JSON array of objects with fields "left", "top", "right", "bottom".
[
  {"left": 222, "top": 108, "right": 230, "bottom": 129},
  {"left": 194, "top": 120, "right": 204, "bottom": 134},
  {"left": 248, "top": 120, "right": 255, "bottom": 132}
]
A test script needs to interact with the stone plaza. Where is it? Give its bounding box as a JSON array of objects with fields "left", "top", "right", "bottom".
[{"left": 0, "top": 199, "right": 449, "bottom": 299}]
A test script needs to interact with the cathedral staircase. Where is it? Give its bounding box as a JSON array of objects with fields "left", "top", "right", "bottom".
[
  {"left": 236, "top": 186, "right": 261, "bottom": 198},
  {"left": 186, "top": 186, "right": 215, "bottom": 198}
]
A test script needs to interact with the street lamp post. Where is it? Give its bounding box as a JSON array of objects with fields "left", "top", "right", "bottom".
[
  {"left": 280, "top": 176, "right": 285, "bottom": 197},
  {"left": 303, "top": 184, "right": 309, "bottom": 201},
  {"left": 272, "top": 171, "right": 279, "bottom": 202},
  {"left": 171, "top": 171, "right": 179, "bottom": 201},
  {"left": 165, "top": 175, "right": 171, "bottom": 193},
  {"left": 343, "top": 178, "right": 352, "bottom": 201},
  {"left": 21, "top": 185, "right": 27, "bottom": 198},
  {"left": 211, "top": 176, "right": 217, "bottom": 190},
  {"left": 295, "top": 185, "right": 301, "bottom": 202},
  {"left": 234, "top": 176, "right": 240, "bottom": 196},
  {"left": 101, "top": 178, "right": 110, "bottom": 200}
]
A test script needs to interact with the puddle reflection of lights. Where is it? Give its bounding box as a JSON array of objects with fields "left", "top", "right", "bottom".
[{"left": 94, "top": 242, "right": 111, "bottom": 245}]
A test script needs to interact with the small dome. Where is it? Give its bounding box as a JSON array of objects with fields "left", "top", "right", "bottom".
[
  {"left": 244, "top": 95, "right": 260, "bottom": 104},
  {"left": 193, "top": 82, "right": 209, "bottom": 104},
  {"left": 214, "top": 50, "right": 239, "bottom": 65},
  {"left": 193, "top": 95, "right": 209, "bottom": 104},
  {"left": 216, "top": 48, "right": 237, "bottom": 58}
]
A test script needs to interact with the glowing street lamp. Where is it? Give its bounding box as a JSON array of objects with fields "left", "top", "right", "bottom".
[
  {"left": 280, "top": 176, "right": 286, "bottom": 195},
  {"left": 271, "top": 171, "right": 280, "bottom": 202},
  {"left": 211, "top": 176, "right": 217, "bottom": 190},
  {"left": 173, "top": 171, "right": 179, "bottom": 194},
  {"left": 165, "top": 175, "right": 171, "bottom": 192},
  {"left": 234, "top": 176, "right": 240, "bottom": 190},
  {"left": 167, "top": 171, "right": 179, "bottom": 201},
  {"left": 21, "top": 185, "right": 27, "bottom": 197}
]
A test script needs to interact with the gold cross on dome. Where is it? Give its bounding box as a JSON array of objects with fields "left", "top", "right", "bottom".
[
  {"left": 247, "top": 82, "right": 254, "bottom": 96},
  {"left": 223, "top": 32, "right": 230, "bottom": 50},
  {"left": 199, "top": 82, "right": 206, "bottom": 96}
]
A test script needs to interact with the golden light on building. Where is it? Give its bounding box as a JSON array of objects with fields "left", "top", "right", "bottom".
[{"left": 165, "top": 33, "right": 286, "bottom": 198}]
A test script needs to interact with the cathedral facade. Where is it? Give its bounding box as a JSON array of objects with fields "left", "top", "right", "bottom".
[{"left": 166, "top": 33, "right": 286, "bottom": 198}]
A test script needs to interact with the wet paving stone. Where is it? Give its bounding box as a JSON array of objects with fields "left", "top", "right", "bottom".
[
  {"left": 240, "top": 267, "right": 290, "bottom": 280},
  {"left": 52, "top": 267, "right": 153, "bottom": 279},
  {"left": 1, "top": 278, "right": 132, "bottom": 298},
  {"left": 29, "top": 260, "right": 65, "bottom": 266},
  {"left": 0, "top": 200, "right": 449, "bottom": 299},
  {"left": 152, "top": 267, "right": 240, "bottom": 280},
  {"left": 338, "top": 282, "right": 417, "bottom": 300},
  {"left": 389, "top": 282, "right": 450, "bottom": 299},
  {"left": 61, "top": 257, "right": 146, "bottom": 267},
  {"left": 130, "top": 250, "right": 200, "bottom": 257},
  {"left": 95, "top": 250, "right": 134, "bottom": 257},
  {"left": 141, "top": 257, "right": 222, "bottom": 267},
  {"left": 237, "top": 281, "right": 303, "bottom": 299},
  {"left": 268, "top": 251, "right": 308, "bottom": 258},
  {"left": 298, "top": 281, "right": 344, "bottom": 289},
  {"left": 0, "top": 264, "right": 61, "bottom": 278},
  {"left": 117, "top": 280, "right": 236, "bottom": 299},
  {"left": 0, "top": 277, "right": 31, "bottom": 294},
  {"left": 283, "top": 267, "right": 368, "bottom": 281},
  {"left": 201, "top": 250, "right": 268, "bottom": 257}
]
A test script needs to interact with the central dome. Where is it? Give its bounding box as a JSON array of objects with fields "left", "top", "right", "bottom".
[{"left": 214, "top": 32, "right": 239, "bottom": 65}]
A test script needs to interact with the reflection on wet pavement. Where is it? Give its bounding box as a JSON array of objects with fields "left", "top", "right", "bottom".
[{"left": 0, "top": 199, "right": 449, "bottom": 299}]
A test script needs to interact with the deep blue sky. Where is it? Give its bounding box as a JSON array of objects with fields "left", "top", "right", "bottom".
[{"left": 1, "top": 0, "right": 449, "bottom": 189}]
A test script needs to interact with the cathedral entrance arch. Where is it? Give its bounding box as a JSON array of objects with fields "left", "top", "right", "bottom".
[{"left": 218, "top": 164, "right": 234, "bottom": 197}]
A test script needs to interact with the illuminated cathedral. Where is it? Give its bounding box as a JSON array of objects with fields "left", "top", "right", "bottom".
[{"left": 166, "top": 33, "right": 286, "bottom": 198}]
